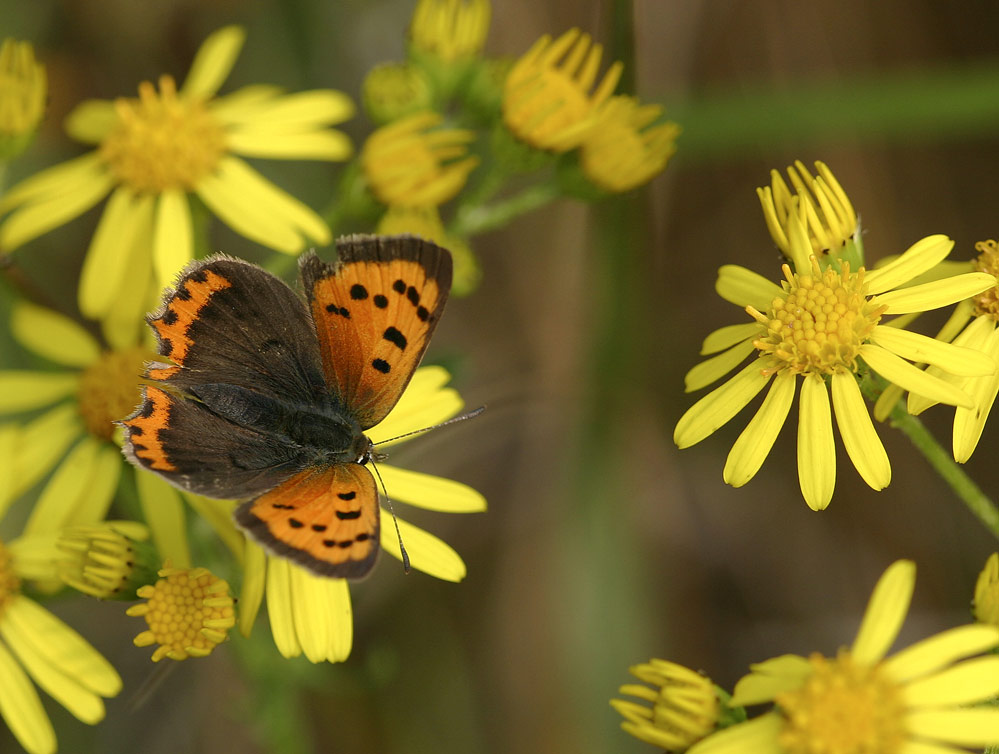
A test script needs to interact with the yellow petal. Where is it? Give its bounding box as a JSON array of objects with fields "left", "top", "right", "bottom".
[
  {"left": 66, "top": 442, "right": 121, "bottom": 526},
  {"left": 0, "top": 639, "right": 56, "bottom": 754},
  {"left": 797, "top": 374, "right": 835, "bottom": 510},
  {"left": 870, "top": 325, "right": 996, "bottom": 377},
  {"left": 715, "top": 265, "right": 782, "bottom": 310},
  {"left": 884, "top": 624, "right": 999, "bottom": 682},
  {"left": 861, "top": 344, "right": 974, "bottom": 409},
  {"left": 851, "top": 560, "right": 915, "bottom": 666},
  {"left": 5, "top": 595, "right": 121, "bottom": 696},
  {"left": 79, "top": 187, "right": 155, "bottom": 319},
  {"left": 99, "top": 232, "right": 155, "bottom": 351},
  {"left": 64, "top": 99, "right": 116, "bottom": 144},
  {"left": 289, "top": 565, "right": 331, "bottom": 663},
  {"left": 0, "top": 424, "right": 18, "bottom": 519},
  {"left": 0, "top": 607, "right": 106, "bottom": 723},
  {"left": 730, "top": 655, "right": 812, "bottom": 706},
  {"left": 180, "top": 25, "right": 245, "bottom": 99},
  {"left": 153, "top": 189, "right": 193, "bottom": 286},
  {"left": 831, "top": 372, "right": 890, "bottom": 491},
  {"left": 12, "top": 302, "right": 99, "bottom": 367},
  {"left": 377, "top": 464, "right": 486, "bottom": 512},
  {"left": 906, "top": 709, "right": 999, "bottom": 746},
  {"left": 903, "top": 656, "right": 999, "bottom": 707},
  {"left": 322, "top": 578, "right": 352, "bottom": 662},
  {"left": 724, "top": 371, "right": 795, "bottom": 487},
  {"left": 208, "top": 84, "right": 284, "bottom": 124},
  {"left": 675, "top": 359, "right": 771, "bottom": 449},
  {"left": 684, "top": 339, "right": 757, "bottom": 393},
  {"left": 15, "top": 404, "right": 82, "bottom": 496},
  {"left": 265, "top": 557, "right": 301, "bottom": 658},
  {"left": 380, "top": 513, "right": 466, "bottom": 582},
  {"left": 686, "top": 713, "right": 783, "bottom": 754},
  {"left": 223, "top": 89, "right": 355, "bottom": 128},
  {"left": 24, "top": 436, "right": 101, "bottom": 536},
  {"left": 865, "top": 235, "right": 954, "bottom": 295},
  {"left": 184, "top": 493, "right": 242, "bottom": 562},
  {"left": 875, "top": 273, "right": 996, "bottom": 315},
  {"left": 953, "top": 329, "right": 999, "bottom": 463},
  {"left": 7, "top": 532, "right": 62, "bottom": 582},
  {"left": 0, "top": 152, "right": 106, "bottom": 213},
  {"left": 136, "top": 471, "right": 191, "bottom": 568},
  {"left": 701, "top": 322, "right": 761, "bottom": 355},
  {"left": 226, "top": 129, "right": 353, "bottom": 161},
  {"left": 238, "top": 541, "right": 266, "bottom": 638},
  {"left": 370, "top": 368, "right": 463, "bottom": 445},
  {"left": 0, "top": 372, "right": 78, "bottom": 412}
]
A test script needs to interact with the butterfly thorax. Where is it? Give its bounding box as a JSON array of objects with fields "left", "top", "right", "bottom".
[{"left": 188, "top": 383, "right": 371, "bottom": 467}]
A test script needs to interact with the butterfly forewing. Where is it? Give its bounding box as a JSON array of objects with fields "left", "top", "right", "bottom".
[
  {"left": 234, "top": 464, "right": 381, "bottom": 578},
  {"left": 301, "top": 235, "right": 452, "bottom": 429}
]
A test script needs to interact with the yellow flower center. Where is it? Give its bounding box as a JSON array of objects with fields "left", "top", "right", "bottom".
[
  {"left": 77, "top": 346, "right": 151, "bottom": 440},
  {"left": 0, "top": 540, "right": 21, "bottom": 619},
  {"left": 776, "top": 651, "right": 906, "bottom": 754},
  {"left": 750, "top": 259, "right": 885, "bottom": 376},
  {"left": 972, "top": 240, "right": 999, "bottom": 320},
  {"left": 99, "top": 75, "right": 226, "bottom": 193},
  {"left": 127, "top": 566, "right": 235, "bottom": 662}
]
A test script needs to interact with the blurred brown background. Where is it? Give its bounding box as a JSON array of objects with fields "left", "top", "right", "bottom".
[{"left": 4, "top": 0, "right": 999, "bottom": 752}]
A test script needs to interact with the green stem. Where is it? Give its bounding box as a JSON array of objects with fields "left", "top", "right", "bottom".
[
  {"left": 450, "top": 181, "right": 560, "bottom": 238},
  {"left": 863, "top": 377, "right": 999, "bottom": 539}
]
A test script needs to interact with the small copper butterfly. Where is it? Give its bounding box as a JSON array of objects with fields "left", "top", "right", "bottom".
[{"left": 121, "top": 235, "right": 452, "bottom": 578}]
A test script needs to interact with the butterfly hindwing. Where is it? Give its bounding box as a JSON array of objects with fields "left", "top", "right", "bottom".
[
  {"left": 301, "top": 235, "right": 452, "bottom": 429},
  {"left": 146, "top": 254, "right": 328, "bottom": 405},
  {"left": 234, "top": 464, "right": 381, "bottom": 578}
]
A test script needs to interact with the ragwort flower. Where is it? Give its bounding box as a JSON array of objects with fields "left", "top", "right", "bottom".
[
  {"left": 0, "top": 38, "right": 46, "bottom": 160},
  {"left": 0, "top": 25, "right": 352, "bottom": 321},
  {"left": 0, "top": 527, "right": 121, "bottom": 754},
  {"left": 689, "top": 560, "right": 999, "bottom": 754},
  {"left": 237, "top": 366, "right": 486, "bottom": 662},
  {"left": 674, "top": 211, "right": 996, "bottom": 510},
  {"left": 503, "top": 27, "right": 622, "bottom": 152},
  {"left": 409, "top": 0, "right": 490, "bottom": 63}
]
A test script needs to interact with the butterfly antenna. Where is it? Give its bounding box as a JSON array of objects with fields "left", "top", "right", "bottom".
[
  {"left": 373, "top": 405, "right": 486, "bottom": 447},
  {"left": 369, "top": 460, "right": 410, "bottom": 574}
]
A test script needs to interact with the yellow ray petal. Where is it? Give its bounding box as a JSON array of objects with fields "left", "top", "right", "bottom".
[
  {"left": 851, "top": 560, "right": 915, "bottom": 666},
  {"left": 870, "top": 325, "right": 996, "bottom": 377},
  {"left": 238, "top": 541, "right": 266, "bottom": 637},
  {"left": 208, "top": 84, "right": 284, "bottom": 124},
  {"left": 12, "top": 302, "right": 99, "bottom": 368},
  {"left": 183, "top": 493, "right": 242, "bottom": 562},
  {"left": 861, "top": 344, "right": 974, "bottom": 409},
  {"left": 153, "top": 189, "right": 193, "bottom": 286},
  {"left": 0, "top": 152, "right": 106, "bottom": 212},
  {"left": 797, "top": 374, "right": 835, "bottom": 510},
  {"left": 321, "top": 578, "right": 352, "bottom": 662},
  {"left": 15, "top": 404, "right": 82, "bottom": 497},
  {"left": 377, "top": 464, "right": 485, "bottom": 512},
  {"left": 136, "top": 471, "right": 191, "bottom": 569},
  {"left": 875, "top": 273, "right": 996, "bottom": 315},
  {"left": 865, "top": 234, "right": 953, "bottom": 294},
  {"left": 903, "top": 656, "right": 999, "bottom": 707},
  {"left": 64, "top": 99, "right": 116, "bottom": 144},
  {"left": 686, "top": 713, "right": 782, "bottom": 754},
  {"left": 223, "top": 89, "right": 355, "bottom": 128},
  {"left": 0, "top": 425, "right": 18, "bottom": 519},
  {"left": 715, "top": 265, "right": 782, "bottom": 310},
  {"left": 289, "top": 565, "right": 331, "bottom": 663},
  {"left": 884, "top": 624, "right": 999, "bottom": 682},
  {"left": 831, "top": 372, "right": 890, "bottom": 491},
  {"left": 225, "top": 129, "right": 353, "bottom": 161},
  {"left": 730, "top": 655, "right": 812, "bottom": 706},
  {"left": 381, "top": 513, "right": 466, "bottom": 582},
  {"left": 24, "top": 436, "right": 101, "bottom": 536},
  {"left": 674, "top": 359, "right": 771, "bottom": 449},
  {"left": 684, "top": 339, "right": 757, "bottom": 393},
  {"left": 370, "top": 394, "right": 463, "bottom": 446},
  {"left": 724, "top": 371, "right": 795, "bottom": 487},
  {"left": 66, "top": 442, "right": 121, "bottom": 526},
  {"left": 265, "top": 557, "right": 301, "bottom": 658},
  {"left": 0, "top": 372, "right": 78, "bottom": 412},
  {"left": 0, "top": 639, "right": 56, "bottom": 754},
  {"left": 701, "top": 322, "right": 761, "bottom": 355},
  {"left": 180, "top": 25, "right": 245, "bottom": 99},
  {"left": 906, "top": 709, "right": 999, "bottom": 746}
]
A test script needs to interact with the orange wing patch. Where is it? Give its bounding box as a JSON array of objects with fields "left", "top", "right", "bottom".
[
  {"left": 121, "top": 386, "right": 177, "bottom": 471},
  {"left": 147, "top": 268, "right": 233, "bottom": 381},
  {"left": 234, "top": 464, "right": 381, "bottom": 579}
]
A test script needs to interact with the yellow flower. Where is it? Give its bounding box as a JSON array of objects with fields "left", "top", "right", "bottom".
[
  {"left": 689, "top": 561, "right": 999, "bottom": 754},
  {"left": 409, "top": 0, "right": 491, "bottom": 63},
  {"left": 0, "top": 38, "right": 46, "bottom": 159},
  {"left": 503, "top": 27, "right": 622, "bottom": 152},
  {"left": 0, "top": 25, "right": 353, "bottom": 320},
  {"left": 237, "top": 366, "right": 487, "bottom": 662},
  {"left": 973, "top": 552, "right": 999, "bottom": 627},
  {"left": 757, "top": 161, "right": 860, "bottom": 270},
  {"left": 895, "top": 239, "right": 999, "bottom": 463},
  {"left": 0, "top": 530, "right": 121, "bottom": 754},
  {"left": 611, "top": 659, "right": 720, "bottom": 751},
  {"left": 56, "top": 521, "right": 156, "bottom": 599},
  {"left": 361, "top": 111, "right": 478, "bottom": 207},
  {"left": 126, "top": 565, "right": 235, "bottom": 662},
  {"left": 362, "top": 62, "right": 433, "bottom": 125},
  {"left": 674, "top": 212, "right": 996, "bottom": 510},
  {"left": 376, "top": 206, "right": 480, "bottom": 295},
  {"left": 580, "top": 96, "right": 680, "bottom": 192},
  {"left": 0, "top": 302, "right": 192, "bottom": 566}
]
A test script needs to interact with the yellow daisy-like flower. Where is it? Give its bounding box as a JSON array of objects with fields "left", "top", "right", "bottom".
[
  {"left": 0, "top": 301, "right": 193, "bottom": 567},
  {"left": 376, "top": 206, "right": 480, "bottom": 296},
  {"left": 973, "top": 552, "right": 999, "bottom": 627},
  {"left": 611, "top": 658, "right": 720, "bottom": 751},
  {"left": 503, "top": 27, "right": 623, "bottom": 152},
  {"left": 896, "top": 239, "right": 999, "bottom": 463},
  {"left": 237, "top": 365, "right": 486, "bottom": 663},
  {"left": 409, "top": 0, "right": 491, "bottom": 63},
  {"left": 361, "top": 111, "right": 478, "bottom": 208},
  {"left": 674, "top": 212, "right": 996, "bottom": 510},
  {"left": 758, "top": 161, "right": 860, "bottom": 270},
  {"left": 0, "top": 529, "right": 121, "bottom": 754},
  {"left": 580, "top": 96, "right": 680, "bottom": 193},
  {"left": 0, "top": 38, "right": 46, "bottom": 159},
  {"left": 689, "top": 560, "right": 999, "bottom": 754},
  {"left": 56, "top": 520, "right": 157, "bottom": 599},
  {"left": 126, "top": 565, "right": 235, "bottom": 662},
  {"left": 0, "top": 25, "right": 353, "bottom": 319}
]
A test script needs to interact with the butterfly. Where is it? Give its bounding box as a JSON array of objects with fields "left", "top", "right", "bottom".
[{"left": 121, "top": 234, "right": 452, "bottom": 578}]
